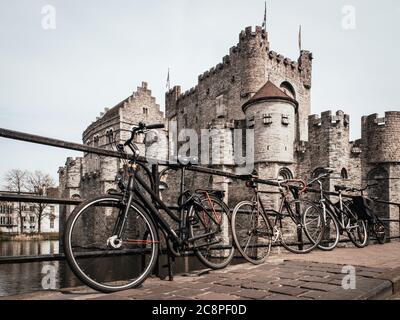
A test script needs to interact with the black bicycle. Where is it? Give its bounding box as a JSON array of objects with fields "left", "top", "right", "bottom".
[
  {"left": 231, "top": 176, "right": 325, "bottom": 265},
  {"left": 64, "top": 122, "right": 234, "bottom": 293},
  {"left": 344, "top": 184, "right": 386, "bottom": 245},
  {"left": 302, "top": 171, "right": 368, "bottom": 251}
]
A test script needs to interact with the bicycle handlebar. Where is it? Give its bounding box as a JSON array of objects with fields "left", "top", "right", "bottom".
[{"left": 124, "top": 122, "right": 165, "bottom": 146}]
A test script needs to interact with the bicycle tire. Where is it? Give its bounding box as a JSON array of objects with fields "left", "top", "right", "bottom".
[
  {"left": 342, "top": 202, "right": 368, "bottom": 248},
  {"left": 307, "top": 207, "right": 340, "bottom": 251},
  {"left": 188, "top": 194, "right": 234, "bottom": 269},
  {"left": 231, "top": 200, "right": 272, "bottom": 265},
  {"left": 64, "top": 195, "right": 159, "bottom": 293},
  {"left": 280, "top": 199, "right": 325, "bottom": 254}
]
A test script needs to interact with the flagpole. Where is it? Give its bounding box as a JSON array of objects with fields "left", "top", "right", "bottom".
[
  {"left": 166, "top": 68, "right": 170, "bottom": 91},
  {"left": 298, "top": 25, "right": 302, "bottom": 53},
  {"left": 262, "top": 2, "right": 267, "bottom": 32}
]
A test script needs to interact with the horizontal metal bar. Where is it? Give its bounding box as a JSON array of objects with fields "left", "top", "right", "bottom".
[
  {"left": 0, "top": 127, "right": 281, "bottom": 188},
  {"left": 0, "top": 193, "right": 82, "bottom": 205}
]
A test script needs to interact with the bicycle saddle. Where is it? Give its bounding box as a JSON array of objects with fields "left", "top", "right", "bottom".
[
  {"left": 334, "top": 185, "right": 348, "bottom": 192},
  {"left": 196, "top": 189, "right": 225, "bottom": 200},
  {"left": 177, "top": 155, "right": 199, "bottom": 166}
]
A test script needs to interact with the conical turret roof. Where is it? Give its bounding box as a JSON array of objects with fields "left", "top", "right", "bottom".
[{"left": 242, "top": 80, "right": 298, "bottom": 111}]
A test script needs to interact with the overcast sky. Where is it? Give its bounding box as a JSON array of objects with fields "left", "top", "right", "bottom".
[{"left": 0, "top": 0, "right": 399, "bottom": 183}]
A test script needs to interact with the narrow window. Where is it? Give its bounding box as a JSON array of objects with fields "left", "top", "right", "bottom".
[
  {"left": 282, "top": 114, "right": 289, "bottom": 125},
  {"left": 263, "top": 114, "right": 272, "bottom": 125}
]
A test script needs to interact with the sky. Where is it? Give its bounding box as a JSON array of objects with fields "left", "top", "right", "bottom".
[{"left": 0, "top": 0, "right": 400, "bottom": 184}]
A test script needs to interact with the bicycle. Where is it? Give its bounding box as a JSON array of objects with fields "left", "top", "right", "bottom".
[
  {"left": 302, "top": 171, "right": 368, "bottom": 251},
  {"left": 64, "top": 122, "right": 234, "bottom": 293},
  {"left": 231, "top": 176, "right": 325, "bottom": 265},
  {"left": 344, "top": 184, "right": 386, "bottom": 245}
]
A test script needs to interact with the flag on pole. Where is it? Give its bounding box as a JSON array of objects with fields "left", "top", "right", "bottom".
[
  {"left": 298, "top": 25, "right": 302, "bottom": 52},
  {"left": 262, "top": 2, "right": 267, "bottom": 31},
  {"left": 166, "top": 68, "right": 170, "bottom": 90}
]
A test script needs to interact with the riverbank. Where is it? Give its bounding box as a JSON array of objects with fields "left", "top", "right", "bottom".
[{"left": 0, "top": 233, "right": 59, "bottom": 241}]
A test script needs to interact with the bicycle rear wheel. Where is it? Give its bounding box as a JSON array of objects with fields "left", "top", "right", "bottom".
[
  {"left": 64, "top": 196, "right": 159, "bottom": 293},
  {"left": 280, "top": 200, "right": 324, "bottom": 254},
  {"left": 305, "top": 207, "right": 339, "bottom": 251},
  {"left": 343, "top": 202, "right": 368, "bottom": 248},
  {"left": 188, "top": 194, "right": 234, "bottom": 269},
  {"left": 231, "top": 201, "right": 272, "bottom": 265}
]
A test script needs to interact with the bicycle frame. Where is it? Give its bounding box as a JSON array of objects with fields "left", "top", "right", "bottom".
[
  {"left": 315, "top": 180, "right": 357, "bottom": 231},
  {"left": 114, "top": 162, "right": 222, "bottom": 251},
  {"left": 251, "top": 185, "right": 303, "bottom": 239}
]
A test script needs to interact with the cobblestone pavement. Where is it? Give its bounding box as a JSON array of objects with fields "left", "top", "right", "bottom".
[{"left": 2, "top": 242, "right": 400, "bottom": 301}]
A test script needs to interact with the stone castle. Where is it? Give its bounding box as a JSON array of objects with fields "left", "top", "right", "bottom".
[{"left": 58, "top": 25, "right": 400, "bottom": 237}]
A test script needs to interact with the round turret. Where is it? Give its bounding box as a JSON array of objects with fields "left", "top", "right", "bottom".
[
  {"left": 362, "top": 112, "right": 400, "bottom": 163},
  {"left": 242, "top": 80, "right": 297, "bottom": 164}
]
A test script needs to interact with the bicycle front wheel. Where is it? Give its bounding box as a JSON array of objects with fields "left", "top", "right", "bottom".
[
  {"left": 280, "top": 200, "right": 324, "bottom": 254},
  {"left": 188, "top": 195, "right": 234, "bottom": 269},
  {"left": 64, "top": 196, "right": 159, "bottom": 293},
  {"left": 231, "top": 201, "right": 272, "bottom": 265}
]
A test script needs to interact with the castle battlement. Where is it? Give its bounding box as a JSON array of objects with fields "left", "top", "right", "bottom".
[
  {"left": 168, "top": 25, "right": 311, "bottom": 111},
  {"left": 309, "top": 110, "right": 349, "bottom": 128},
  {"left": 361, "top": 112, "right": 400, "bottom": 163},
  {"left": 363, "top": 112, "right": 400, "bottom": 128},
  {"left": 239, "top": 25, "right": 267, "bottom": 40}
]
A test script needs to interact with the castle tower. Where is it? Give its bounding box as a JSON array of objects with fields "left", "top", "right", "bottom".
[
  {"left": 361, "top": 112, "right": 400, "bottom": 238},
  {"left": 305, "top": 111, "right": 351, "bottom": 193},
  {"left": 242, "top": 80, "right": 297, "bottom": 165},
  {"left": 241, "top": 80, "right": 297, "bottom": 211},
  {"left": 238, "top": 26, "right": 269, "bottom": 98}
]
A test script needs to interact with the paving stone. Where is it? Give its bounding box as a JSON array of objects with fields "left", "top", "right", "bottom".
[
  {"left": 299, "top": 290, "right": 329, "bottom": 300},
  {"left": 299, "top": 282, "right": 341, "bottom": 292},
  {"left": 165, "top": 295, "right": 195, "bottom": 300},
  {"left": 196, "top": 292, "right": 239, "bottom": 300},
  {"left": 302, "top": 270, "right": 330, "bottom": 278},
  {"left": 299, "top": 276, "right": 333, "bottom": 284},
  {"left": 269, "top": 285, "right": 308, "bottom": 297},
  {"left": 236, "top": 289, "right": 269, "bottom": 300},
  {"left": 276, "top": 273, "right": 302, "bottom": 280},
  {"left": 270, "top": 279, "right": 305, "bottom": 287},
  {"left": 241, "top": 282, "right": 274, "bottom": 291},
  {"left": 265, "top": 294, "right": 310, "bottom": 300},
  {"left": 211, "top": 285, "right": 242, "bottom": 295},
  {"left": 89, "top": 295, "right": 132, "bottom": 300},
  {"left": 214, "top": 278, "right": 244, "bottom": 287},
  {"left": 170, "top": 288, "right": 206, "bottom": 296},
  {"left": 185, "top": 282, "right": 213, "bottom": 290},
  {"left": 356, "top": 271, "right": 385, "bottom": 279}
]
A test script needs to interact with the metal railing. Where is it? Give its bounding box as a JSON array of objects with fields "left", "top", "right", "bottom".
[{"left": 0, "top": 127, "right": 400, "bottom": 266}]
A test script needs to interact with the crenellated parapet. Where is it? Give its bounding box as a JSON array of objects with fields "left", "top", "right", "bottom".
[
  {"left": 362, "top": 112, "right": 400, "bottom": 163},
  {"left": 309, "top": 110, "right": 349, "bottom": 129}
]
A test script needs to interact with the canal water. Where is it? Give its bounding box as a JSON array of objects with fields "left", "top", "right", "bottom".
[{"left": 0, "top": 240, "right": 234, "bottom": 297}]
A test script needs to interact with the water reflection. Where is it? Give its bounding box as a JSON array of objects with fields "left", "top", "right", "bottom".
[{"left": 0, "top": 240, "right": 234, "bottom": 297}]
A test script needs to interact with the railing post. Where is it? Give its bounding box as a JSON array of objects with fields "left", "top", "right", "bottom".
[{"left": 398, "top": 205, "right": 400, "bottom": 241}]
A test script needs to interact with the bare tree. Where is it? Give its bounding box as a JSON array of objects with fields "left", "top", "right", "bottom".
[
  {"left": 3, "top": 169, "right": 28, "bottom": 234},
  {"left": 26, "top": 171, "right": 55, "bottom": 234}
]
